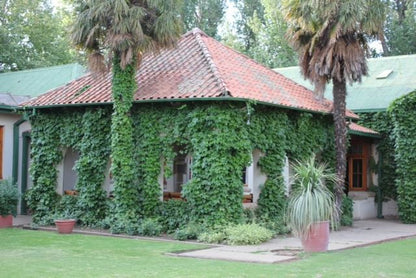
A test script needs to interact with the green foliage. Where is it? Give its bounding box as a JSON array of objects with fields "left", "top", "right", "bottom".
[
  {"left": 181, "top": 0, "right": 225, "bottom": 38},
  {"left": 76, "top": 109, "right": 111, "bottom": 225},
  {"left": 173, "top": 223, "right": 202, "bottom": 240},
  {"left": 286, "top": 156, "right": 337, "bottom": 239},
  {"left": 197, "top": 223, "right": 273, "bottom": 245},
  {"left": 225, "top": 223, "right": 274, "bottom": 245},
  {"left": 389, "top": 90, "right": 416, "bottom": 223},
  {"left": 197, "top": 230, "right": 226, "bottom": 244},
  {"left": 385, "top": 1, "right": 416, "bottom": 56},
  {"left": 0, "top": 0, "right": 77, "bottom": 71},
  {"left": 159, "top": 200, "right": 190, "bottom": 233},
  {"left": 357, "top": 112, "right": 397, "bottom": 200},
  {"left": 110, "top": 54, "right": 139, "bottom": 223},
  {"left": 0, "top": 179, "right": 19, "bottom": 216},
  {"left": 26, "top": 107, "right": 111, "bottom": 225},
  {"left": 137, "top": 218, "right": 163, "bottom": 237},
  {"left": 183, "top": 105, "right": 252, "bottom": 226},
  {"left": 55, "top": 195, "right": 80, "bottom": 220},
  {"left": 27, "top": 101, "right": 335, "bottom": 230},
  {"left": 340, "top": 195, "right": 354, "bottom": 226}
]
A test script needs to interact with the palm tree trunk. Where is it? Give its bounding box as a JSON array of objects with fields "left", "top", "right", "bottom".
[{"left": 332, "top": 77, "right": 347, "bottom": 220}]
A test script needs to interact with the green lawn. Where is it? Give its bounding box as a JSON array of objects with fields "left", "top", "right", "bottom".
[{"left": 1, "top": 229, "right": 415, "bottom": 277}]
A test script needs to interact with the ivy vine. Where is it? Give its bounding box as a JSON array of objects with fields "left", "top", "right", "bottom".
[
  {"left": 26, "top": 101, "right": 335, "bottom": 228},
  {"left": 389, "top": 90, "right": 416, "bottom": 223},
  {"left": 357, "top": 112, "right": 397, "bottom": 200}
]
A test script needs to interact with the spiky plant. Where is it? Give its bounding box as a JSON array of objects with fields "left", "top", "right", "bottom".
[{"left": 286, "top": 155, "right": 339, "bottom": 239}]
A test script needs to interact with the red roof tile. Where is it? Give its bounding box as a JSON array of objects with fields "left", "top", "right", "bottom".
[
  {"left": 348, "top": 122, "right": 379, "bottom": 136},
  {"left": 22, "top": 29, "right": 358, "bottom": 118}
]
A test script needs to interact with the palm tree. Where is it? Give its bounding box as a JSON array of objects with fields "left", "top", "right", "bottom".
[
  {"left": 283, "top": 0, "right": 385, "bottom": 216},
  {"left": 71, "top": 0, "right": 182, "bottom": 221}
]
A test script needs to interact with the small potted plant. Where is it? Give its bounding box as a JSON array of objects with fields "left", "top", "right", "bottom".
[
  {"left": 286, "top": 155, "right": 338, "bottom": 252},
  {"left": 0, "top": 179, "right": 19, "bottom": 228},
  {"left": 54, "top": 209, "right": 77, "bottom": 234}
]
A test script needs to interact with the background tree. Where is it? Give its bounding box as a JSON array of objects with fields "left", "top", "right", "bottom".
[
  {"left": 224, "top": 0, "right": 296, "bottom": 68},
  {"left": 384, "top": 0, "right": 416, "bottom": 55},
  {"left": 0, "top": 0, "right": 76, "bottom": 72},
  {"left": 181, "top": 0, "right": 225, "bottom": 38},
  {"left": 283, "top": 0, "right": 385, "bottom": 216},
  {"left": 71, "top": 0, "right": 182, "bottom": 223}
]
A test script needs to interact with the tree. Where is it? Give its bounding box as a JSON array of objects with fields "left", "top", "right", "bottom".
[
  {"left": 0, "top": 0, "right": 76, "bottom": 72},
  {"left": 231, "top": 0, "right": 265, "bottom": 52},
  {"left": 181, "top": 0, "right": 225, "bottom": 38},
  {"left": 385, "top": 0, "right": 416, "bottom": 55},
  {"left": 245, "top": 0, "right": 297, "bottom": 68},
  {"left": 283, "top": 0, "right": 385, "bottom": 216},
  {"left": 224, "top": 0, "right": 296, "bottom": 68},
  {"left": 71, "top": 0, "right": 182, "bottom": 222}
]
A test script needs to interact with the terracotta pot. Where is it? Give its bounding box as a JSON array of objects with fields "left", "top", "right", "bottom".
[
  {"left": 0, "top": 215, "right": 13, "bottom": 228},
  {"left": 301, "top": 221, "right": 330, "bottom": 252},
  {"left": 54, "top": 219, "right": 76, "bottom": 234}
]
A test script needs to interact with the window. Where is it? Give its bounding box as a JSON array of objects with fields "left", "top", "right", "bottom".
[
  {"left": 347, "top": 140, "right": 369, "bottom": 191},
  {"left": 163, "top": 151, "right": 192, "bottom": 200}
]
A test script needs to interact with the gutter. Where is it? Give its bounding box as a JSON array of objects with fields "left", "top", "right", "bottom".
[
  {"left": 19, "top": 96, "right": 359, "bottom": 120},
  {"left": 348, "top": 130, "right": 381, "bottom": 139}
]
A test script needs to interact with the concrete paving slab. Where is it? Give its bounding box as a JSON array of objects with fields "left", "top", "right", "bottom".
[
  {"left": 177, "top": 219, "right": 416, "bottom": 263},
  {"left": 175, "top": 248, "right": 295, "bottom": 263}
]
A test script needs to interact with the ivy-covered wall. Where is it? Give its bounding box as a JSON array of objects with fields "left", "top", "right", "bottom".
[
  {"left": 26, "top": 102, "right": 335, "bottom": 227},
  {"left": 389, "top": 90, "right": 416, "bottom": 223},
  {"left": 357, "top": 112, "right": 397, "bottom": 200}
]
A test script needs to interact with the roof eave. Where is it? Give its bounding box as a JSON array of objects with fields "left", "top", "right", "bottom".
[
  {"left": 348, "top": 130, "right": 381, "bottom": 139},
  {"left": 20, "top": 96, "right": 356, "bottom": 119}
]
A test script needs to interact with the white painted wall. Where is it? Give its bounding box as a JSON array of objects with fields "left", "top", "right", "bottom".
[{"left": 349, "top": 191, "right": 398, "bottom": 220}]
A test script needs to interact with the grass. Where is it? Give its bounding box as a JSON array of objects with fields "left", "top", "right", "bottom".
[{"left": 1, "top": 228, "right": 415, "bottom": 277}]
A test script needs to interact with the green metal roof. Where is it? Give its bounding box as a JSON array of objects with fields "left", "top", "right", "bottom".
[
  {"left": 0, "top": 63, "right": 85, "bottom": 98},
  {"left": 275, "top": 54, "right": 416, "bottom": 112}
]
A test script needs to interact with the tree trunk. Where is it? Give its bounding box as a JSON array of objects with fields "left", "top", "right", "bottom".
[{"left": 332, "top": 77, "right": 347, "bottom": 221}]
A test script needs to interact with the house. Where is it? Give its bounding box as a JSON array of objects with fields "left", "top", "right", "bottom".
[
  {"left": 21, "top": 29, "right": 377, "bottom": 225},
  {"left": 0, "top": 64, "right": 85, "bottom": 214},
  {"left": 275, "top": 54, "right": 416, "bottom": 220}
]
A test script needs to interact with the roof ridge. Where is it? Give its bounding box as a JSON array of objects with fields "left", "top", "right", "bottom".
[{"left": 192, "top": 29, "right": 229, "bottom": 96}]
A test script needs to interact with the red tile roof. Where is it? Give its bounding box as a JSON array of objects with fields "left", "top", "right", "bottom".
[
  {"left": 22, "top": 28, "right": 357, "bottom": 118},
  {"left": 348, "top": 122, "right": 380, "bottom": 136}
]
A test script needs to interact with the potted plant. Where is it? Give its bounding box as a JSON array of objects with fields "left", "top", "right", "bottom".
[
  {"left": 286, "top": 155, "right": 338, "bottom": 252},
  {"left": 54, "top": 209, "right": 77, "bottom": 234},
  {"left": 0, "top": 179, "right": 19, "bottom": 228}
]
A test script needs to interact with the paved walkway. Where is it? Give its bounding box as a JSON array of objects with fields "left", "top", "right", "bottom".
[
  {"left": 177, "top": 219, "right": 416, "bottom": 263},
  {"left": 13, "top": 216, "right": 416, "bottom": 264}
]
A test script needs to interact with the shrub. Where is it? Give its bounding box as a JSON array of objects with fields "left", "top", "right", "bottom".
[
  {"left": 225, "top": 223, "right": 273, "bottom": 245},
  {"left": 198, "top": 231, "right": 226, "bottom": 244},
  {"left": 138, "top": 218, "right": 163, "bottom": 237},
  {"left": 173, "top": 223, "right": 202, "bottom": 240},
  {"left": 341, "top": 195, "right": 354, "bottom": 226},
  {"left": 55, "top": 195, "right": 81, "bottom": 220},
  {"left": 0, "top": 179, "right": 19, "bottom": 216},
  {"left": 159, "top": 199, "right": 190, "bottom": 233}
]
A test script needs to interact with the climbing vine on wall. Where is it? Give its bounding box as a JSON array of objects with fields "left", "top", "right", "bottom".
[
  {"left": 26, "top": 107, "right": 111, "bottom": 225},
  {"left": 111, "top": 54, "right": 139, "bottom": 222},
  {"left": 357, "top": 112, "right": 397, "bottom": 200},
  {"left": 389, "top": 90, "right": 416, "bottom": 223},
  {"left": 26, "top": 101, "right": 335, "bottom": 228}
]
